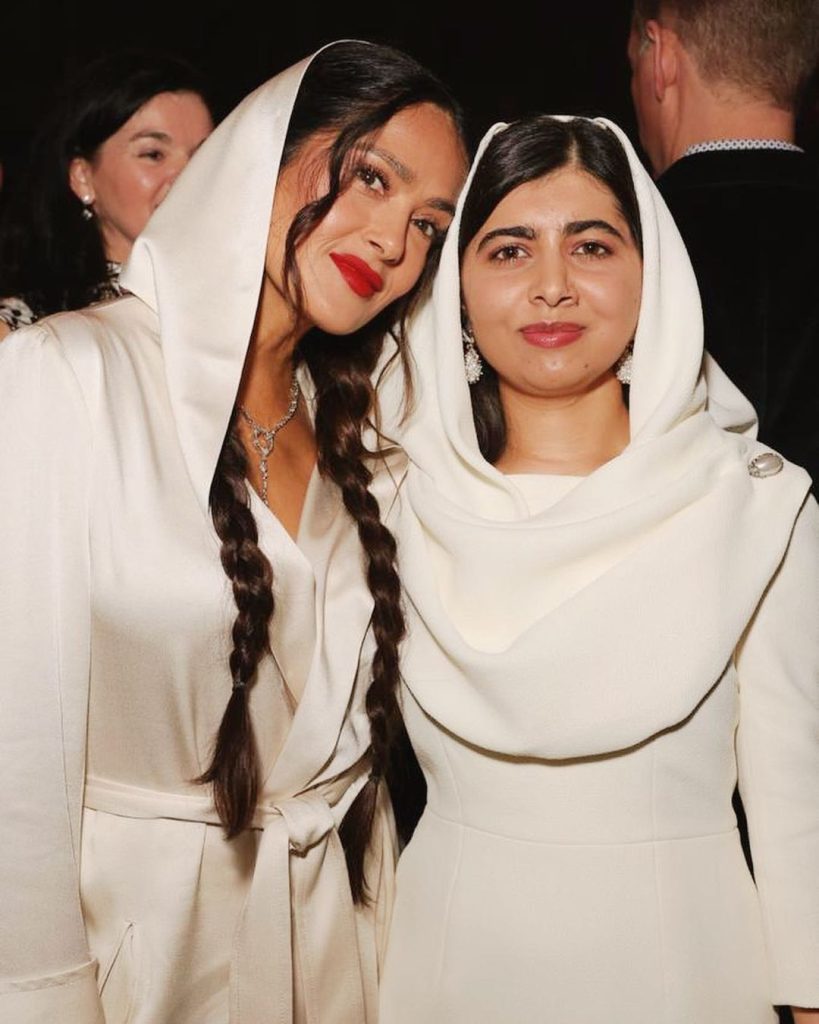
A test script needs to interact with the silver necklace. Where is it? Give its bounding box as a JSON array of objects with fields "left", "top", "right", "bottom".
[{"left": 237, "top": 371, "right": 301, "bottom": 506}]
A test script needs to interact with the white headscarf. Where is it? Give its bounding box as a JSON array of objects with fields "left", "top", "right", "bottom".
[
  {"left": 378, "top": 118, "right": 811, "bottom": 759},
  {"left": 122, "top": 51, "right": 313, "bottom": 513}
]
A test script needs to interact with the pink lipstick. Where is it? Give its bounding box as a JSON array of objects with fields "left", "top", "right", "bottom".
[
  {"left": 329, "top": 252, "right": 384, "bottom": 298},
  {"left": 520, "top": 321, "right": 585, "bottom": 349}
]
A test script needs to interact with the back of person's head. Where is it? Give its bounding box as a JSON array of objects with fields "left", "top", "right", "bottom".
[
  {"left": 0, "top": 51, "right": 210, "bottom": 318},
  {"left": 632, "top": 0, "right": 819, "bottom": 109}
]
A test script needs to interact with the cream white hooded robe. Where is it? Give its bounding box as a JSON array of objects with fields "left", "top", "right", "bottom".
[
  {"left": 376, "top": 121, "right": 819, "bottom": 1023},
  {"left": 0, "top": 48, "right": 396, "bottom": 1024}
]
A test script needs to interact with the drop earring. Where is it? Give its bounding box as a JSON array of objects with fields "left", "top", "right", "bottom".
[
  {"left": 615, "top": 342, "right": 633, "bottom": 385},
  {"left": 462, "top": 324, "right": 483, "bottom": 384},
  {"left": 80, "top": 195, "right": 94, "bottom": 221}
]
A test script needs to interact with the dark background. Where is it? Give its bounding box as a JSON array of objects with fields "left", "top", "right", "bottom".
[
  {"left": 2, "top": 1, "right": 639, "bottom": 172},
  {"left": 4, "top": 1, "right": 817, "bottom": 182}
]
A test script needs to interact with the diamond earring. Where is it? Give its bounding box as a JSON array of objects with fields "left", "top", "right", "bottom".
[
  {"left": 615, "top": 342, "right": 633, "bottom": 385},
  {"left": 462, "top": 325, "right": 483, "bottom": 384}
]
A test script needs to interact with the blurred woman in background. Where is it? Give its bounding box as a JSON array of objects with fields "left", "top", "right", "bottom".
[{"left": 0, "top": 51, "right": 213, "bottom": 339}]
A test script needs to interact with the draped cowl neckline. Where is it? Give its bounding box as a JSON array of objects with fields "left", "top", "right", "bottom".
[{"left": 374, "top": 118, "right": 812, "bottom": 760}]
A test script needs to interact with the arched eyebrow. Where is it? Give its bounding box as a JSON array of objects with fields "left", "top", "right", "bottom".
[
  {"left": 476, "top": 219, "right": 625, "bottom": 252},
  {"left": 129, "top": 130, "right": 172, "bottom": 144},
  {"left": 369, "top": 145, "right": 457, "bottom": 216},
  {"left": 565, "top": 219, "right": 625, "bottom": 241},
  {"left": 370, "top": 146, "right": 414, "bottom": 182},
  {"left": 476, "top": 225, "right": 535, "bottom": 252}
]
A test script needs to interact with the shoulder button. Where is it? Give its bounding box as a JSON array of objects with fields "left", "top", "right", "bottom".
[{"left": 748, "top": 452, "right": 784, "bottom": 478}]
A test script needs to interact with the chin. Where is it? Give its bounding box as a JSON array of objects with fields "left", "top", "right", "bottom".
[{"left": 318, "top": 296, "right": 392, "bottom": 337}]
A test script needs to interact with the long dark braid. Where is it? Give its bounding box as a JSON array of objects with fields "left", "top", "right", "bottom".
[
  {"left": 305, "top": 330, "right": 412, "bottom": 902},
  {"left": 198, "top": 41, "right": 464, "bottom": 899},
  {"left": 198, "top": 426, "right": 273, "bottom": 837}
]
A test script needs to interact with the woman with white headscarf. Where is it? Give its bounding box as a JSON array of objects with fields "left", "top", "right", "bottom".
[
  {"left": 375, "top": 117, "right": 819, "bottom": 1022},
  {"left": 0, "top": 41, "right": 466, "bottom": 1024}
]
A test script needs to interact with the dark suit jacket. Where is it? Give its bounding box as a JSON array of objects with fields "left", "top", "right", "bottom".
[{"left": 657, "top": 150, "right": 819, "bottom": 491}]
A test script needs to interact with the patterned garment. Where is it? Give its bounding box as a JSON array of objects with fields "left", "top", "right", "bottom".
[
  {"left": 0, "top": 262, "right": 124, "bottom": 333},
  {"left": 682, "top": 139, "right": 804, "bottom": 157},
  {"left": 0, "top": 295, "right": 36, "bottom": 332}
]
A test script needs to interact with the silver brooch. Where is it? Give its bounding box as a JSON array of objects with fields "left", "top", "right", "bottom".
[{"left": 748, "top": 452, "right": 783, "bottom": 478}]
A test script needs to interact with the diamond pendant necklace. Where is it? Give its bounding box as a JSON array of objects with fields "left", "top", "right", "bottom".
[{"left": 237, "top": 370, "right": 301, "bottom": 506}]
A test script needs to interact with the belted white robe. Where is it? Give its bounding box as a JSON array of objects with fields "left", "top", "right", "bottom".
[{"left": 0, "top": 47, "right": 396, "bottom": 1024}]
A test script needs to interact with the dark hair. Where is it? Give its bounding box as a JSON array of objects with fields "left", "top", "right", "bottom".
[
  {"left": 0, "top": 51, "right": 210, "bottom": 318},
  {"left": 459, "top": 116, "right": 641, "bottom": 464},
  {"left": 632, "top": 0, "right": 819, "bottom": 108},
  {"left": 201, "top": 41, "right": 465, "bottom": 902}
]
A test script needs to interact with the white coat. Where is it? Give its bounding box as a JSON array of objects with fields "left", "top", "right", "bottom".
[
  {"left": 375, "top": 119, "right": 819, "bottom": 1022},
  {"left": 0, "top": 47, "right": 395, "bottom": 1024}
]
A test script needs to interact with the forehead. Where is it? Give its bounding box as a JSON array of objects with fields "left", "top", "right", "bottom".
[
  {"left": 373, "top": 103, "right": 467, "bottom": 198},
  {"left": 481, "top": 166, "right": 629, "bottom": 230},
  {"left": 109, "top": 91, "right": 212, "bottom": 144},
  {"left": 285, "top": 102, "right": 467, "bottom": 201}
]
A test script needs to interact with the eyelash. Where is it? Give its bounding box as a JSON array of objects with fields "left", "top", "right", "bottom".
[
  {"left": 139, "top": 149, "right": 165, "bottom": 162},
  {"left": 355, "top": 163, "right": 389, "bottom": 194},
  {"left": 413, "top": 217, "right": 443, "bottom": 242},
  {"left": 489, "top": 244, "right": 529, "bottom": 263},
  {"left": 488, "top": 240, "right": 613, "bottom": 263},
  {"left": 356, "top": 161, "right": 443, "bottom": 242},
  {"left": 574, "top": 240, "right": 612, "bottom": 258}
]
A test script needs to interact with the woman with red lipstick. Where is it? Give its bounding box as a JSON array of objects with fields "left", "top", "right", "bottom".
[
  {"left": 376, "top": 117, "right": 819, "bottom": 1023},
  {"left": 0, "top": 41, "right": 466, "bottom": 1023}
]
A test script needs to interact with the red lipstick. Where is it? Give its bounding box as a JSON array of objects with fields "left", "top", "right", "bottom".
[
  {"left": 520, "top": 321, "right": 585, "bottom": 349},
  {"left": 329, "top": 252, "right": 384, "bottom": 298}
]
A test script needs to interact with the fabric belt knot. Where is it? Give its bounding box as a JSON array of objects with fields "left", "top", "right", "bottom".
[
  {"left": 83, "top": 768, "right": 371, "bottom": 1024},
  {"left": 230, "top": 777, "right": 370, "bottom": 1024},
  {"left": 276, "top": 790, "right": 336, "bottom": 854}
]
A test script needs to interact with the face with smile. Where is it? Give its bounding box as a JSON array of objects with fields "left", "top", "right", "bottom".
[
  {"left": 461, "top": 165, "right": 643, "bottom": 404},
  {"left": 69, "top": 90, "right": 213, "bottom": 263},
  {"left": 263, "top": 102, "right": 467, "bottom": 337}
]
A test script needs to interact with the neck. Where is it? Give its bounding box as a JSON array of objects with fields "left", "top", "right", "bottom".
[
  {"left": 102, "top": 232, "right": 132, "bottom": 266},
  {"left": 662, "top": 87, "right": 795, "bottom": 173},
  {"left": 496, "top": 375, "right": 630, "bottom": 476},
  {"left": 237, "top": 278, "right": 309, "bottom": 420}
]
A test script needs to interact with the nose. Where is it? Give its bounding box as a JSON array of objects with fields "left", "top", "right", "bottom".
[
  {"left": 365, "top": 205, "right": 408, "bottom": 266},
  {"left": 528, "top": 250, "right": 576, "bottom": 307}
]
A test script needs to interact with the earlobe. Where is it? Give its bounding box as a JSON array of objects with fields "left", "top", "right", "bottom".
[{"left": 68, "top": 157, "right": 94, "bottom": 204}]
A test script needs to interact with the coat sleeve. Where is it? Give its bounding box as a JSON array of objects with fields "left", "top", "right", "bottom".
[
  {"left": 736, "top": 494, "right": 819, "bottom": 1009},
  {"left": 0, "top": 326, "right": 104, "bottom": 1021}
]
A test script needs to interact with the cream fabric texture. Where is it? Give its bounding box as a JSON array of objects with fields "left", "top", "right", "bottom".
[
  {"left": 375, "top": 121, "right": 819, "bottom": 1022},
  {"left": 0, "top": 47, "right": 396, "bottom": 1024}
]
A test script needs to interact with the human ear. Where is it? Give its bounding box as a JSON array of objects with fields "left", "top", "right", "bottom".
[
  {"left": 68, "top": 156, "right": 95, "bottom": 205},
  {"left": 645, "top": 19, "right": 680, "bottom": 103}
]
